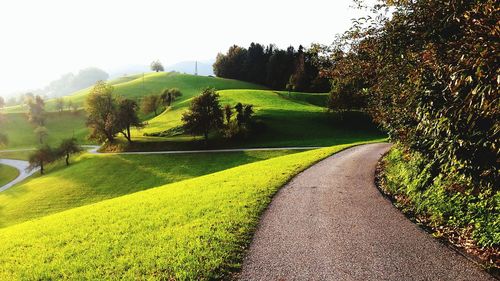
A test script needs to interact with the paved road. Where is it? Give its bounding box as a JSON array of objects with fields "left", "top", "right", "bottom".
[
  {"left": 240, "top": 143, "right": 494, "bottom": 281},
  {"left": 0, "top": 159, "right": 38, "bottom": 192}
]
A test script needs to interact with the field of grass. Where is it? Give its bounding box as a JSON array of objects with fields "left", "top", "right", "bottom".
[
  {"left": 0, "top": 150, "right": 33, "bottom": 161},
  {"left": 0, "top": 73, "right": 268, "bottom": 149},
  {"left": 130, "top": 89, "right": 383, "bottom": 150},
  {"left": 0, "top": 149, "right": 300, "bottom": 228},
  {"left": 0, "top": 142, "right": 372, "bottom": 280},
  {"left": 0, "top": 111, "right": 88, "bottom": 149},
  {"left": 0, "top": 164, "right": 19, "bottom": 187}
]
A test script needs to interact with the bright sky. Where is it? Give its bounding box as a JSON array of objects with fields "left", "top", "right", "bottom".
[{"left": 0, "top": 0, "right": 369, "bottom": 96}]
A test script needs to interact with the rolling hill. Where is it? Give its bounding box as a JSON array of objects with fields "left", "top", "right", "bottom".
[{"left": 0, "top": 143, "right": 375, "bottom": 280}]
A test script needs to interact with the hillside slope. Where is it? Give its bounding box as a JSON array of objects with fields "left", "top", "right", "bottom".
[{"left": 0, "top": 143, "right": 369, "bottom": 280}]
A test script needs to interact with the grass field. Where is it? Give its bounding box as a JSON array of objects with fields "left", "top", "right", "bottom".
[
  {"left": 0, "top": 111, "right": 88, "bottom": 149},
  {"left": 0, "top": 150, "right": 300, "bottom": 228},
  {"left": 0, "top": 142, "right": 373, "bottom": 280},
  {"left": 130, "top": 89, "right": 383, "bottom": 150},
  {"left": 0, "top": 150, "right": 33, "bottom": 161},
  {"left": 0, "top": 164, "right": 19, "bottom": 187}
]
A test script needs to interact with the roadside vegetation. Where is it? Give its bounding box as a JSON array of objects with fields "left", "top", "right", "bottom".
[
  {"left": 0, "top": 143, "right": 369, "bottom": 280},
  {"left": 319, "top": 0, "right": 499, "bottom": 267}
]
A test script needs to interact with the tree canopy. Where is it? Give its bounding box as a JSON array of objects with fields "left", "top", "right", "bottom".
[{"left": 182, "top": 88, "right": 224, "bottom": 141}]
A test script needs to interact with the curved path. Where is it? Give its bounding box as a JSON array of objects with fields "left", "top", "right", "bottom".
[
  {"left": 0, "top": 159, "right": 39, "bottom": 192},
  {"left": 240, "top": 143, "right": 493, "bottom": 281}
]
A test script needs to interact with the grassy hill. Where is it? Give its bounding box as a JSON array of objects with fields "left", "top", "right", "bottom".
[
  {"left": 0, "top": 164, "right": 18, "bottom": 187},
  {"left": 0, "top": 149, "right": 299, "bottom": 228},
  {"left": 1, "top": 111, "right": 88, "bottom": 149},
  {"left": 130, "top": 89, "right": 383, "bottom": 150},
  {"left": 0, "top": 143, "right": 373, "bottom": 280},
  {"left": 0, "top": 73, "right": 266, "bottom": 149}
]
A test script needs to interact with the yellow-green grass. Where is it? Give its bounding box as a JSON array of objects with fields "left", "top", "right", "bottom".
[
  {"left": 0, "top": 150, "right": 33, "bottom": 161},
  {"left": 0, "top": 142, "right": 373, "bottom": 280},
  {"left": 1, "top": 111, "right": 89, "bottom": 149},
  {"left": 131, "top": 89, "right": 383, "bottom": 150},
  {"left": 0, "top": 150, "right": 300, "bottom": 228},
  {"left": 0, "top": 164, "right": 19, "bottom": 187},
  {"left": 2, "top": 72, "right": 266, "bottom": 113}
]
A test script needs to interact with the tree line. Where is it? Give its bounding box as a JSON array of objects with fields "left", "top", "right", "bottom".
[{"left": 213, "top": 43, "right": 331, "bottom": 93}]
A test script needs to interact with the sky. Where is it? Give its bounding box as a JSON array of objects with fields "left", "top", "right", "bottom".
[{"left": 0, "top": 0, "right": 371, "bottom": 96}]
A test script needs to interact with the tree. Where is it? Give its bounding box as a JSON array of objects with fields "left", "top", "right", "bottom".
[
  {"left": 28, "top": 145, "right": 56, "bottom": 175},
  {"left": 0, "top": 110, "right": 6, "bottom": 146},
  {"left": 55, "top": 97, "right": 65, "bottom": 113},
  {"left": 223, "top": 104, "right": 233, "bottom": 124},
  {"left": 213, "top": 45, "right": 247, "bottom": 79},
  {"left": 57, "top": 138, "right": 82, "bottom": 166},
  {"left": 0, "top": 96, "right": 4, "bottom": 108},
  {"left": 150, "top": 60, "right": 164, "bottom": 72},
  {"left": 182, "top": 88, "right": 224, "bottom": 141},
  {"left": 26, "top": 95, "right": 45, "bottom": 126},
  {"left": 117, "top": 98, "right": 143, "bottom": 143},
  {"left": 141, "top": 94, "right": 162, "bottom": 116},
  {"left": 85, "top": 81, "right": 119, "bottom": 143},
  {"left": 34, "top": 126, "right": 48, "bottom": 144},
  {"left": 160, "top": 88, "right": 182, "bottom": 107}
]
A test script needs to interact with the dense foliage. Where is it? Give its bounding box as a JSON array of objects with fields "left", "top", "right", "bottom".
[
  {"left": 182, "top": 88, "right": 224, "bottom": 141},
  {"left": 323, "top": 0, "right": 499, "bottom": 192},
  {"left": 213, "top": 43, "right": 331, "bottom": 92},
  {"left": 85, "top": 82, "right": 143, "bottom": 143},
  {"left": 381, "top": 146, "right": 499, "bottom": 253}
]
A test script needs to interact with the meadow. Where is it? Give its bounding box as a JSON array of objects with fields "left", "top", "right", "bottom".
[
  {"left": 0, "top": 164, "right": 19, "bottom": 187},
  {"left": 0, "top": 149, "right": 300, "bottom": 228},
  {"left": 0, "top": 142, "right": 377, "bottom": 280}
]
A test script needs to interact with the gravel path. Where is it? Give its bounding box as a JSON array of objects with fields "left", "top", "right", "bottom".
[
  {"left": 0, "top": 159, "right": 38, "bottom": 192},
  {"left": 240, "top": 143, "right": 494, "bottom": 281}
]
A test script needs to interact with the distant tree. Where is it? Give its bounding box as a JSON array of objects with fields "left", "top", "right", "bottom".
[
  {"left": 182, "top": 88, "right": 224, "bottom": 141},
  {"left": 55, "top": 97, "right": 65, "bottom": 113},
  {"left": 26, "top": 95, "right": 45, "bottom": 126},
  {"left": 160, "top": 88, "right": 182, "bottom": 107},
  {"left": 141, "top": 94, "right": 162, "bottom": 116},
  {"left": 28, "top": 145, "right": 56, "bottom": 175},
  {"left": 34, "top": 126, "right": 48, "bottom": 144},
  {"left": 213, "top": 45, "right": 247, "bottom": 79},
  {"left": 0, "top": 111, "right": 6, "bottom": 146},
  {"left": 70, "top": 101, "right": 79, "bottom": 112},
  {"left": 117, "top": 98, "right": 143, "bottom": 143},
  {"left": 150, "top": 60, "right": 164, "bottom": 72},
  {"left": 224, "top": 104, "right": 233, "bottom": 124},
  {"left": 244, "top": 42, "right": 267, "bottom": 84},
  {"left": 57, "top": 138, "right": 82, "bottom": 166},
  {"left": 0, "top": 96, "right": 4, "bottom": 108},
  {"left": 85, "top": 81, "right": 119, "bottom": 143}
]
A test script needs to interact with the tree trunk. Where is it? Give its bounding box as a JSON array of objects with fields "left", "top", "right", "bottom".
[
  {"left": 40, "top": 161, "right": 44, "bottom": 175},
  {"left": 66, "top": 153, "right": 70, "bottom": 166},
  {"left": 126, "top": 125, "right": 132, "bottom": 143}
]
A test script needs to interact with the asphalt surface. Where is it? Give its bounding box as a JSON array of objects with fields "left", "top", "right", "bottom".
[
  {"left": 240, "top": 143, "right": 494, "bottom": 281},
  {"left": 0, "top": 159, "right": 38, "bottom": 192}
]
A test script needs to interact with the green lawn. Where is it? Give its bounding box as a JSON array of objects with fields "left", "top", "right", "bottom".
[
  {"left": 0, "top": 142, "right": 374, "bottom": 280},
  {"left": 0, "top": 150, "right": 300, "bottom": 228},
  {"left": 130, "top": 89, "right": 383, "bottom": 150},
  {"left": 0, "top": 150, "right": 33, "bottom": 161},
  {"left": 0, "top": 164, "right": 19, "bottom": 187},
  {"left": 0, "top": 111, "right": 88, "bottom": 149}
]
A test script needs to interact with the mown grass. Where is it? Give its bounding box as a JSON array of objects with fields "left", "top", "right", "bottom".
[
  {"left": 0, "top": 111, "right": 88, "bottom": 149},
  {"left": 0, "top": 150, "right": 33, "bottom": 161},
  {"left": 0, "top": 150, "right": 299, "bottom": 228},
  {"left": 132, "top": 89, "right": 383, "bottom": 150},
  {"left": 0, "top": 164, "right": 18, "bottom": 187},
  {"left": 0, "top": 142, "right": 369, "bottom": 280}
]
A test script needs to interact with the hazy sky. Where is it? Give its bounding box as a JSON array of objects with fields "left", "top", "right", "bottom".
[{"left": 0, "top": 0, "right": 370, "bottom": 96}]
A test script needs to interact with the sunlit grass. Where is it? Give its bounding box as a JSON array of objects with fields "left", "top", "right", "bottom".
[
  {"left": 0, "top": 150, "right": 299, "bottom": 228},
  {"left": 0, "top": 164, "right": 18, "bottom": 187},
  {"left": 0, "top": 142, "right": 370, "bottom": 280}
]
